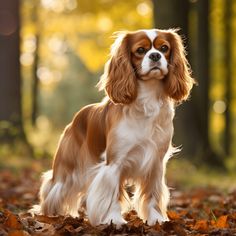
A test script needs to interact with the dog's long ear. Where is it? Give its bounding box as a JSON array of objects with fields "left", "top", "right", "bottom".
[
  {"left": 164, "top": 29, "right": 195, "bottom": 102},
  {"left": 97, "top": 32, "right": 138, "bottom": 104}
]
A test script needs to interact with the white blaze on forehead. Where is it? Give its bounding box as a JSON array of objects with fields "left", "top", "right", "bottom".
[
  {"left": 140, "top": 30, "right": 168, "bottom": 76},
  {"left": 143, "top": 29, "right": 158, "bottom": 43}
]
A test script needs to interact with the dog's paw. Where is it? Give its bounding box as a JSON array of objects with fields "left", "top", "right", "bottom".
[
  {"left": 103, "top": 213, "right": 127, "bottom": 229},
  {"left": 147, "top": 209, "right": 168, "bottom": 225}
]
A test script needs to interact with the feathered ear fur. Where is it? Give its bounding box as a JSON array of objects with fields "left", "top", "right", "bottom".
[
  {"left": 164, "top": 29, "right": 195, "bottom": 102},
  {"left": 97, "top": 32, "right": 138, "bottom": 104}
]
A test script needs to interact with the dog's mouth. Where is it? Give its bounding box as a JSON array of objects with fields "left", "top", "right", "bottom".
[
  {"left": 138, "top": 65, "right": 164, "bottom": 80},
  {"left": 150, "top": 66, "right": 161, "bottom": 72}
]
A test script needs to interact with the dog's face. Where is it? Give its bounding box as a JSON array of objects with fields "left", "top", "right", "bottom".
[
  {"left": 130, "top": 30, "right": 170, "bottom": 81},
  {"left": 98, "top": 29, "right": 194, "bottom": 105}
]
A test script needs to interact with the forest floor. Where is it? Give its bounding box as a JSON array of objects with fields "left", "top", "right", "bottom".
[{"left": 0, "top": 159, "right": 236, "bottom": 236}]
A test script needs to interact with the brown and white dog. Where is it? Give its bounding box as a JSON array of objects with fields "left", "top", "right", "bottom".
[{"left": 33, "top": 29, "right": 194, "bottom": 227}]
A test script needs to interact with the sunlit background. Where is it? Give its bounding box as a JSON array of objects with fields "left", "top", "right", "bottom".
[
  {"left": 1, "top": 0, "right": 236, "bottom": 188},
  {"left": 20, "top": 0, "right": 153, "bottom": 152}
]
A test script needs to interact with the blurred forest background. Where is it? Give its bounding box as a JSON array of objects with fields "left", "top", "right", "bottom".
[{"left": 0, "top": 0, "right": 236, "bottom": 188}]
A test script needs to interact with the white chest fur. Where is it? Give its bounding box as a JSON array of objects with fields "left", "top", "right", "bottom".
[
  {"left": 117, "top": 81, "right": 174, "bottom": 140},
  {"left": 116, "top": 100, "right": 173, "bottom": 144},
  {"left": 117, "top": 108, "right": 161, "bottom": 143},
  {"left": 113, "top": 81, "right": 174, "bottom": 173}
]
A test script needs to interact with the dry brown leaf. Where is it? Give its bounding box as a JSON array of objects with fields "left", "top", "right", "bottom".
[
  {"left": 4, "top": 211, "right": 23, "bottom": 230},
  {"left": 152, "top": 222, "right": 162, "bottom": 231},
  {"left": 229, "top": 212, "right": 236, "bottom": 220},
  {"left": 8, "top": 230, "right": 30, "bottom": 236},
  {"left": 63, "top": 224, "right": 75, "bottom": 233},
  {"left": 168, "top": 210, "right": 181, "bottom": 220},
  {"left": 214, "top": 215, "right": 229, "bottom": 228},
  {"left": 131, "top": 218, "right": 143, "bottom": 227},
  {"left": 74, "top": 226, "right": 84, "bottom": 233},
  {"left": 172, "top": 223, "right": 187, "bottom": 236},
  {"left": 34, "top": 214, "right": 63, "bottom": 224},
  {"left": 193, "top": 220, "right": 208, "bottom": 231}
]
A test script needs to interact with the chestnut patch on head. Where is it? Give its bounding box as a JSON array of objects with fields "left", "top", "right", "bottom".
[{"left": 153, "top": 35, "right": 171, "bottom": 60}]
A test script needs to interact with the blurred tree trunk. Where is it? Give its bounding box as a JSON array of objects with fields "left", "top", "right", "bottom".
[
  {"left": 195, "top": 0, "right": 223, "bottom": 166},
  {"left": 153, "top": 0, "right": 189, "bottom": 37},
  {"left": 32, "top": 34, "right": 40, "bottom": 126},
  {"left": 224, "top": 0, "right": 233, "bottom": 156},
  {"left": 0, "top": 0, "right": 26, "bottom": 142},
  {"left": 194, "top": 0, "right": 211, "bottom": 160},
  {"left": 31, "top": 2, "right": 40, "bottom": 126},
  {"left": 153, "top": 0, "right": 224, "bottom": 167}
]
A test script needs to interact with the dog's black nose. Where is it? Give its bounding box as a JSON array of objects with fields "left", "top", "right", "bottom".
[{"left": 149, "top": 53, "right": 161, "bottom": 62}]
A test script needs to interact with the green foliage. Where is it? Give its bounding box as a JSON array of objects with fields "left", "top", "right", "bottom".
[
  {"left": 0, "top": 120, "right": 24, "bottom": 141},
  {"left": 39, "top": 50, "right": 102, "bottom": 126}
]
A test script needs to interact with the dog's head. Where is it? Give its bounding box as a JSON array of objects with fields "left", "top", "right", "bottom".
[{"left": 98, "top": 29, "right": 194, "bottom": 104}]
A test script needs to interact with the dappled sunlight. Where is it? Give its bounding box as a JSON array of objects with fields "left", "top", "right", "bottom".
[
  {"left": 213, "top": 100, "right": 226, "bottom": 114},
  {"left": 20, "top": 52, "right": 34, "bottom": 67},
  {"left": 47, "top": 36, "right": 68, "bottom": 54},
  {"left": 136, "top": 2, "right": 152, "bottom": 16},
  {"left": 20, "top": 35, "right": 36, "bottom": 67},
  {"left": 97, "top": 15, "right": 113, "bottom": 32},
  {"left": 41, "top": 0, "right": 77, "bottom": 12},
  {"left": 27, "top": 115, "right": 61, "bottom": 155}
]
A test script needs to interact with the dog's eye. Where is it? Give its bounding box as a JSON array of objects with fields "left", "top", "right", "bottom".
[
  {"left": 136, "top": 47, "right": 146, "bottom": 55},
  {"left": 159, "top": 45, "right": 169, "bottom": 53}
]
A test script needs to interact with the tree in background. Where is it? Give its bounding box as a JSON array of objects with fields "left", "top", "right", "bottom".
[
  {"left": 153, "top": 0, "right": 189, "bottom": 36},
  {"left": 31, "top": 1, "right": 40, "bottom": 126},
  {"left": 194, "top": 0, "right": 223, "bottom": 165},
  {"left": 224, "top": 0, "right": 233, "bottom": 157},
  {"left": 0, "top": 0, "right": 27, "bottom": 143},
  {"left": 153, "top": 0, "right": 224, "bottom": 166}
]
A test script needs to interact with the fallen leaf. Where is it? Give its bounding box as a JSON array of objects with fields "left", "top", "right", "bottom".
[
  {"left": 214, "top": 215, "right": 229, "bottom": 228},
  {"left": 34, "top": 214, "right": 63, "bottom": 224},
  {"left": 4, "top": 211, "right": 23, "bottom": 230},
  {"left": 152, "top": 222, "right": 161, "bottom": 231},
  {"left": 173, "top": 225, "right": 187, "bottom": 236},
  {"left": 8, "top": 230, "right": 30, "bottom": 236},
  {"left": 64, "top": 224, "right": 75, "bottom": 233},
  {"left": 192, "top": 220, "right": 208, "bottom": 231},
  {"left": 168, "top": 210, "right": 181, "bottom": 220}
]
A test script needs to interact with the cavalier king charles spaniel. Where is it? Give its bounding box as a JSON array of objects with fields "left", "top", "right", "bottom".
[{"left": 33, "top": 29, "right": 194, "bottom": 227}]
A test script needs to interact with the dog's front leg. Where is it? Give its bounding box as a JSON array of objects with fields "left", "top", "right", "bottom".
[
  {"left": 86, "top": 161, "right": 126, "bottom": 227},
  {"left": 134, "top": 148, "right": 171, "bottom": 225},
  {"left": 146, "top": 165, "right": 170, "bottom": 226}
]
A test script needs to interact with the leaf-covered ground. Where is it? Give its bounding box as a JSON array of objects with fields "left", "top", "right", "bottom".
[{"left": 0, "top": 168, "right": 236, "bottom": 236}]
